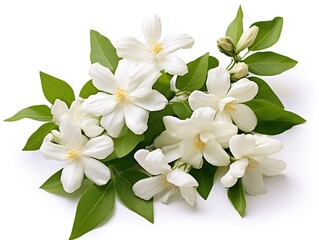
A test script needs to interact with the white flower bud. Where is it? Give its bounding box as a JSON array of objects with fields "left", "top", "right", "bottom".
[
  {"left": 217, "top": 37, "right": 236, "bottom": 57},
  {"left": 229, "top": 62, "right": 249, "bottom": 80},
  {"left": 236, "top": 26, "right": 259, "bottom": 52}
]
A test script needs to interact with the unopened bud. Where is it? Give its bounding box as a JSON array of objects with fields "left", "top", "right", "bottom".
[
  {"left": 236, "top": 26, "right": 259, "bottom": 52},
  {"left": 217, "top": 37, "right": 236, "bottom": 57},
  {"left": 229, "top": 62, "right": 248, "bottom": 80}
]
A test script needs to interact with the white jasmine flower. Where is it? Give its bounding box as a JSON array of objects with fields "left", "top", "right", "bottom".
[
  {"left": 40, "top": 116, "right": 114, "bottom": 193},
  {"left": 220, "top": 134, "right": 286, "bottom": 195},
  {"left": 154, "top": 107, "right": 237, "bottom": 169},
  {"left": 81, "top": 60, "right": 168, "bottom": 138},
  {"left": 116, "top": 15, "right": 194, "bottom": 76},
  {"left": 189, "top": 67, "right": 258, "bottom": 132},
  {"left": 51, "top": 98, "right": 104, "bottom": 138},
  {"left": 132, "top": 149, "right": 198, "bottom": 206},
  {"left": 236, "top": 26, "right": 259, "bottom": 52}
]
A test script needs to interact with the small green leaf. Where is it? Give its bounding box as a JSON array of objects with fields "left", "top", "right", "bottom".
[
  {"left": 23, "top": 122, "right": 57, "bottom": 151},
  {"left": 40, "top": 169, "right": 63, "bottom": 193},
  {"left": 226, "top": 6, "right": 244, "bottom": 45},
  {"left": 172, "top": 101, "right": 192, "bottom": 119},
  {"left": 79, "top": 80, "right": 98, "bottom": 99},
  {"left": 153, "top": 72, "right": 174, "bottom": 100},
  {"left": 246, "top": 99, "right": 305, "bottom": 135},
  {"left": 249, "top": 17, "right": 283, "bottom": 51},
  {"left": 176, "top": 53, "right": 209, "bottom": 91},
  {"left": 5, "top": 105, "right": 52, "bottom": 122},
  {"left": 113, "top": 126, "right": 144, "bottom": 158},
  {"left": 208, "top": 55, "right": 219, "bottom": 70},
  {"left": 244, "top": 52, "right": 297, "bottom": 76},
  {"left": 107, "top": 152, "right": 139, "bottom": 171},
  {"left": 40, "top": 72, "right": 75, "bottom": 107},
  {"left": 115, "top": 170, "right": 154, "bottom": 223},
  {"left": 228, "top": 179, "right": 246, "bottom": 217},
  {"left": 69, "top": 181, "right": 115, "bottom": 240},
  {"left": 190, "top": 161, "right": 217, "bottom": 200},
  {"left": 90, "top": 30, "right": 120, "bottom": 72},
  {"left": 144, "top": 105, "right": 174, "bottom": 145},
  {"left": 249, "top": 77, "right": 284, "bottom": 108}
]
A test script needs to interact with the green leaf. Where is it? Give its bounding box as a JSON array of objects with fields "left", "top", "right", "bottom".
[
  {"left": 172, "top": 101, "right": 192, "bottom": 119},
  {"left": 246, "top": 99, "right": 305, "bottom": 134},
  {"left": 176, "top": 53, "right": 209, "bottom": 91},
  {"left": 144, "top": 105, "right": 174, "bottom": 145},
  {"left": 115, "top": 170, "right": 154, "bottom": 223},
  {"left": 69, "top": 181, "right": 115, "bottom": 240},
  {"left": 248, "top": 77, "right": 284, "bottom": 108},
  {"left": 40, "top": 169, "right": 63, "bottom": 193},
  {"left": 249, "top": 17, "right": 283, "bottom": 51},
  {"left": 79, "top": 80, "right": 98, "bottom": 99},
  {"left": 226, "top": 6, "right": 244, "bottom": 45},
  {"left": 190, "top": 161, "right": 217, "bottom": 200},
  {"left": 228, "top": 179, "right": 246, "bottom": 217},
  {"left": 40, "top": 71, "right": 75, "bottom": 107},
  {"left": 107, "top": 152, "right": 139, "bottom": 171},
  {"left": 5, "top": 105, "right": 52, "bottom": 122},
  {"left": 113, "top": 126, "right": 144, "bottom": 158},
  {"left": 208, "top": 55, "right": 219, "bottom": 70},
  {"left": 153, "top": 72, "right": 174, "bottom": 100},
  {"left": 90, "top": 30, "right": 120, "bottom": 72},
  {"left": 243, "top": 52, "right": 297, "bottom": 76},
  {"left": 23, "top": 122, "right": 57, "bottom": 151}
]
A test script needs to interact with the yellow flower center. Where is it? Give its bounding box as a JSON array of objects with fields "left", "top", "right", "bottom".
[
  {"left": 115, "top": 88, "right": 127, "bottom": 104},
  {"left": 194, "top": 135, "right": 206, "bottom": 150},
  {"left": 152, "top": 42, "right": 163, "bottom": 55},
  {"left": 66, "top": 149, "right": 81, "bottom": 161},
  {"left": 224, "top": 101, "right": 237, "bottom": 112},
  {"left": 248, "top": 158, "right": 259, "bottom": 169}
]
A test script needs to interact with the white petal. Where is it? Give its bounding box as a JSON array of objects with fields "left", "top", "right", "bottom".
[
  {"left": 230, "top": 134, "right": 255, "bottom": 159},
  {"left": 116, "top": 36, "right": 151, "bottom": 61},
  {"left": 250, "top": 136, "right": 283, "bottom": 157},
  {"left": 161, "top": 144, "right": 182, "bottom": 163},
  {"left": 82, "top": 135, "right": 114, "bottom": 159},
  {"left": 167, "top": 170, "right": 198, "bottom": 187},
  {"left": 100, "top": 106, "right": 125, "bottom": 138},
  {"left": 142, "top": 15, "right": 162, "bottom": 45},
  {"left": 206, "top": 67, "right": 230, "bottom": 99},
  {"left": 215, "top": 111, "right": 232, "bottom": 122},
  {"left": 40, "top": 134, "right": 68, "bottom": 161},
  {"left": 61, "top": 162, "right": 84, "bottom": 193},
  {"left": 124, "top": 103, "right": 149, "bottom": 135},
  {"left": 259, "top": 158, "right": 286, "bottom": 176},
  {"left": 114, "top": 60, "right": 136, "bottom": 87},
  {"left": 89, "top": 63, "right": 117, "bottom": 93},
  {"left": 154, "top": 130, "right": 180, "bottom": 148},
  {"left": 69, "top": 98, "right": 84, "bottom": 115},
  {"left": 81, "top": 156, "right": 111, "bottom": 185},
  {"left": 190, "top": 107, "right": 216, "bottom": 132},
  {"left": 51, "top": 99, "right": 68, "bottom": 123},
  {"left": 82, "top": 92, "right": 117, "bottom": 116},
  {"left": 133, "top": 175, "right": 167, "bottom": 200},
  {"left": 134, "top": 149, "right": 171, "bottom": 175},
  {"left": 80, "top": 118, "right": 104, "bottom": 138},
  {"left": 203, "top": 142, "right": 230, "bottom": 166},
  {"left": 189, "top": 91, "right": 219, "bottom": 111},
  {"left": 180, "top": 187, "right": 197, "bottom": 207},
  {"left": 133, "top": 90, "right": 167, "bottom": 111},
  {"left": 229, "top": 158, "right": 249, "bottom": 177},
  {"left": 160, "top": 187, "right": 178, "bottom": 204},
  {"left": 218, "top": 96, "right": 237, "bottom": 112},
  {"left": 242, "top": 167, "right": 266, "bottom": 195},
  {"left": 227, "top": 78, "right": 258, "bottom": 103},
  {"left": 163, "top": 116, "right": 195, "bottom": 139},
  {"left": 161, "top": 33, "right": 194, "bottom": 54},
  {"left": 230, "top": 104, "right": 257, "bottom": 132},
  {"left": 220, "top": 172, "right": 238, "bottom": 188},
  {"left": 180, "top": 140, "right": 203, "bottom": 168},
  {"left": 157, "top": 55, "right": 188, "bottom": 76},
  {"left": 211, "top": 121, "right": 238, "bottom": 147}
]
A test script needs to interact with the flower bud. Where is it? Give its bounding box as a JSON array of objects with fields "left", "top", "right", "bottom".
[
  {"left": 229, "top": 62, "right": 249, "bottom": 80},
  {"left": 217, "top": 37, "right": 236, "bottom": 57},
  {"left": 236, "top": 26, "right": 259, "bottom": 52}
]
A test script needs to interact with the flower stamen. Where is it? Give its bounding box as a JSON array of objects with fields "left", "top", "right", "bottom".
[
  {"left": 224, "top": 101, "right": 237, "bottom": 112},
  {"left": 194, "top": 135, "right": 206, "bottom": 150},
  {"left": 248, "top": 158, "right": 259, "bottom": 169},
  {"left": 115, "top": 88, "right": 127, "bottom": 104},
  {"left": 152, "top": 42, "right": 163, "bottom": 55},
  {"left": 66, "top": 149, "right": 81, "bottom": 161}
]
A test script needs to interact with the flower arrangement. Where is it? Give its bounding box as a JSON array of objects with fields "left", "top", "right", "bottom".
[{"left": 5, "top": 6, "right": 305, "bottom": 240}]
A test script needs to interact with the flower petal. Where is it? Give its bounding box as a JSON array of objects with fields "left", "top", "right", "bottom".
[
  {"left": 227, "top": 78, "right": 258, "bottom": 103},
  {"left": 114, "top": 60, "right": 136, "bottom": 87},
  {"left": 116, "top": 36, "right": 151, "bottom": 61},
  {"left": 215, "top": 111, "right": 232, "bottom": 122},
  {"left": 157, "top": 55, "right": 188, "bottom": 76},
  {"left": 124, "top": 103, "right": 149, "bottom": 135},
  {"left": 259, "top": 158, "right": 286, "bottom": 176},
  {"left": 180, "top": 187, "right": 197, "bottom": 207},
  {"left": 229, "top": 158, "right": 249, "bottom": 177},
  {"left": 191, "top": 107, "right": 216, "bottom": 131},
  {"left": 250, "top": 135, "right": 283, "bottom": 157},
  {"left": 203, "top": 142, "right": 230, "bottom": 166},
  {"left": 188, "top": 91, "right": 219, "bottom": 111},
  {"left": 142, "top": 15, "right": 162, "bottom": 45},
  {"left": 89, "top": 63, "right": 117, "bottom": 93},
  {"left": 40, "top": 134, "right": 68, "bottom": 161},
  {"left": 82, "top": 92, "right": 117, "bottom": 116},
  {"left": 160, "top": 187, "right": 178, "bottom": 204},
  {"left": 167, "top": 170, "right": 198, "bottom": 187},
  {"left": 206, "top": 67, "right": 230, "bottom": 99},
  {"left": 61, "top": 162, "right": 84, "bottom": 193},
  {"left": 163, "top": 116, "right": 195, "bottom": 139},
  {"left": 230, "top": 104, "right": 257, "bottom": 132},
  {"left": 80, "top": 118, "right": 104, "bottom": 138},
  {"left": 133, "top": 175, "right": 167, "bottom": 200},
  {"left": 242, "top": 167, "right": 266, "bottom": 195},
  {"left": 82, "top": 135, "right": 114, "bottom": 159},
  {"left": 229, "top": 134, "right": 256, "bottom": 159},
  {"left": 180, "top": 140, "right": 203, "bottom": 169},
  {"left": 133, "top": 90, "right": 167, "bottom": 111},
  {"left": 211, "top": 121, "right": 238, "bottom": 148},
  {"left": 81, "top": 156, "right": 111, "bottom": 186},
  {"left": 134, "top": 149, "right": 171, "bottom": 175},
  {"left": 161, "top": 144, "right": 182, "bottom": 163},
  {"left": 220, "top": 172, "right": 238, "bottom": 188},
  {"left": 51, "top": 99, "right": 68, "bottom": 123},
  {"left": 161, "top": 33, "right": 194, "bottom": 54},
  {"left": 100, "top": 106, "right": 125, "bottom": 138}
]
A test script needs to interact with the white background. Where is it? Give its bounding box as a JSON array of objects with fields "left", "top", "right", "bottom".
[{"left": 0, "top": 0, "right": 318, "bottom": 239}]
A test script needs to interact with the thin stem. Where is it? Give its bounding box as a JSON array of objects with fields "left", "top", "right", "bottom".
[{"left": 226, "top": 59, "right": 234, "bottom": 70}]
